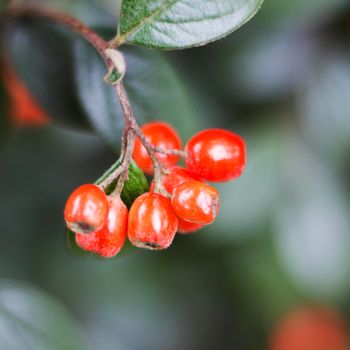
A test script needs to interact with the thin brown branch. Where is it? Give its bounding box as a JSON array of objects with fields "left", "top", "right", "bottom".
[
  {"left": 150, "top": 146, "right": 186, "bottom": 158},
  {"left": 2, "top": 5, "right": 177, "bottom": 196},
  {"left": 132, "top": 124, "right": 168, "bottom": 195},
  {"left": 2, "top": 6, "right": 109, "bottom": 64}
]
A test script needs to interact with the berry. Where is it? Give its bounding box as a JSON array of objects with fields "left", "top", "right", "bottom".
[
  {"left": 150, "top": 167, "right": 204, "bottom": 234},
  {"left": 75, "top": 196, "right": 128, "bottom": 258},
  {"left": 171, "top": 180, "right": 220, "bottom": 224},
  {"left": 271, "top": 307, "right": 349, "bottom": 350},
  {"left": 3, "top": 65, "right": 49, "bottom": 127},
  {"left": 177, "top": 218, "right": 203, "bottom": 234},
  {"left": 185, "top": 129, "right": 246, "bottom": 182},
  {"left": 133, "top": 121, "right": 182, "bottom": 174},
  {"left": 150, "top": 166, "right": 201, "bottom": 194},
  {"left": 64, "top": 184, "right": 109, "bottom": 234},
  {"left": 128, "top": 192, "right": 178, "bottom": 250}
]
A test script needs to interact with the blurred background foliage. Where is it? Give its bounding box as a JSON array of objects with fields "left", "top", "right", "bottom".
[{"left": 1, "top": 0, "right": 350, "bottom": 349}]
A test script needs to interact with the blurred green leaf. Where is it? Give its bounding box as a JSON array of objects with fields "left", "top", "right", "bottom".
[
  {"left": 74, "top": 31, "right": 201, "bottom": 149},
  {"left": 227, "top": 233, "right": 301, "bottom": 327},
  {"left": 258, "top": 0, "right": 348, "bottom": 26},
  {"left": 0, "top": 279, "right": 86, "bottom": 350},
  {"left": 297, "top": 45, "right": 350, "bottom": 163},
  {"left": 0, "top": 64, "right": 11, "bottom": 148},
  {"left": 273, "top": 134, "right": 350, "bottom": 301},
  {"left": 34, "top": 0, "right": 117, "bottom": 27},
  {"left": 0, "top": 127, "right": 120, "bottom": 267},
  {"left": 117, "top": 0, "right": 264, "bottom": 49},
  {"left": 7, "top": 20, "right": 88, "bottom": 128},
  {"left": 222, "top": 27, "right": 312, "bottom": 102}
]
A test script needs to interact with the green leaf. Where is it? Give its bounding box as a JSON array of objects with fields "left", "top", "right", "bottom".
[
  {"left": 74, "top": 30, "right": 201, "bottom": 149},
  {"left": 7, "top": 20, "right": 88, "bottom": 128},
  {"left": 117, "top": 0, "right": 264, "bottom": 49},
  {"left": 120, "top": 160, "right": 149, "bottom": 207},
  {"left": 96, "top": 158, "right": 149, "bottom": 208},
  {"left": 0, "top": 279, "right": 86, "bottom": 350},
  {"left": 273, "top": 134, "right": 350, "bottom": 301},
  {"left": 296, "top": 46, "right": 350, "bottom": 163},
  {"left": 258, "top": 0, "right": 347, "bottom": 26}
]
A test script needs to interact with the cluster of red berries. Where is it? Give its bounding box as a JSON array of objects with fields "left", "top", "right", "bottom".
[{"left": 64, "top": 122, "right": 246, "bottom": 258}]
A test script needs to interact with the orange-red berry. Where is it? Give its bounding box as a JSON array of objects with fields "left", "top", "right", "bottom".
[
  {"left": 172, "top": 180, "right": 220, "bottom": 224},
  {"left": 150, "top": 166, "right": 201, "bottom": 194},
  {"left": 64, "top": 184, "right": 109, "bottom": 234},
  {"left": 177, "top": 218, "right": 204, "bottom": 234},
  {"left": 133, "top": 121, "right": 182, "bottom": 174},
  {"left": 128, "top": 192, "right": 178, "bottom": 250},
  {"left": 185, "top": 129, "right": 246, "bottom": 182},
  {"left": 150, "top": 167, "right": 204, "bottom": 234},
  {"left": 75, "top": 196, "right": 128, "bottom": 258},
  {"left": 3, "top": 65, "right": 49, "bottom": 127},
  {"left": 271, "top": 306, "right": 349, "bottom": 350}
]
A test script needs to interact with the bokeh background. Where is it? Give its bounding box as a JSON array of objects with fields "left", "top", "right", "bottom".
[{"left": 1, "top": 0, "right": 350, "bottom": 349}]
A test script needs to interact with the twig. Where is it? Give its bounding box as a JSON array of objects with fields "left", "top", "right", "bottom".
[
  {"left": 2, "top": 5, "right": 175, "bottom": 195},
  {"left": 2, "top": 6, "right": 109, "bottom": 63}
]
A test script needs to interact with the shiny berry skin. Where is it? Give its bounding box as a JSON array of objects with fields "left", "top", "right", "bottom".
[
  {"left": 149, "top": 167, "right": 204, "bottom": 234},
  {"left": 185, "top": 129, "right": 246, "bottom": 182},
  {"left": 75, "top": 197, "right": 128, "bottom": 258},
  {"left": 64, "top": 184, "right": 109, "bottom": 234},
  {"left": 128, "top": 192, "right": 178, "bottom": 250},
  {"left": 133, "top": 122, "right": 182, "bottom": 174},
  {"left": 150, "top": 166, "right": 201, "bottom": 194},
  {"left": 172, "top": 180, "right": 220, "bottom": 225},
  {"left": 177, "top": 218, "right": 204, "bottom": 234},
  {"left": 271, "top": 307, "right": 349, "bottom": 350}
]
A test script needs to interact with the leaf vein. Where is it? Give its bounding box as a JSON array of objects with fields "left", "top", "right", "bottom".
[{"left": 118, "top": 0, "right": 179, "bottom": 43}]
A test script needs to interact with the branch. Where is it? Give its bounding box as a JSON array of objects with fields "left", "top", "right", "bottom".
[
  {"left": 2, "top": 6, "right": 109, "bottom": 64},
  {"left": 2, "top": 5, "right": 175, "bottom": 196}
]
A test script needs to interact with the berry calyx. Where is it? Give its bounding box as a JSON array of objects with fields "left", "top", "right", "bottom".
[
  {"left": 64, "top": 184, "right": 109, "bottom": 234},
  {"left": 133, "top": 121, "right": 182, "bottom": 174},
  {"left": 177, "top": 218, "right": 204, "bottom": 234},
  {"left": 171, "top": 180, "right": 220, "bottom": 224},
  {"left": 185, "top": 129, "right": 246, "bottom": 182},
  {"left": 75, "top": 196, "right": 128, "bottom": 258},
  {"left": 128, "top": 192, "right": 178, "bottom": 250}
]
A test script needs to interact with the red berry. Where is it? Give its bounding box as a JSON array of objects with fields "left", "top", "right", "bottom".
[
  {"left": 150, "top": 166, "right": 201, "bottom": 194},
  {"left": 185, "top": 129, "right": 246, "bottom": 182},
  {"left": 271, "top": 307, "right": 349, "bottom": 350},
  {"left": 3, "top": 65, "right": 49, "bottom": 127},
  {"left": 133, "top": 122, "right": 182, "bottom": 174},
  {"left": 171, "top": 180, "right": 220, "bottom": 224},
  {"left": 64, "top": 184, "right": 109, "bottom": 234},
  {"left": 177, "top": 218, "right": 204, "bottom": 234},
  {"left": 75, "top": 196, "right": 128, "bottom": 258},
  {"left": 149, "top": 168, "right": 204, "bottom": 234},
  {"left": 128, "top": 192, "right": 178, "bottom": 250}
]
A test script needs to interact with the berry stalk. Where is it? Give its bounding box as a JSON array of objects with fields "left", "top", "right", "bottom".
[{"left": 2, "top": 5, "right": 179, "bottom": 193}]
